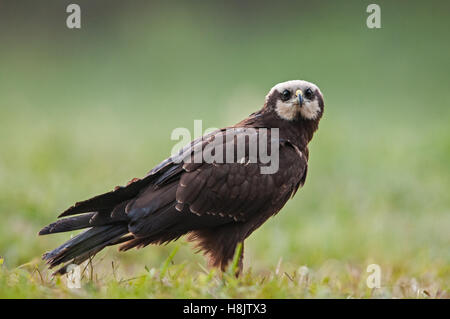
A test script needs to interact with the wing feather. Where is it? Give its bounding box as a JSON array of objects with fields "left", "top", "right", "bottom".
[{"left": 173, "top": 129, "right": 308, "bottom": 222}]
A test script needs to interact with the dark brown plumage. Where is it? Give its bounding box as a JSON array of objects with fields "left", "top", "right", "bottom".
[{"left": 39, "top": 80, "right": 324, "bottom": 275}]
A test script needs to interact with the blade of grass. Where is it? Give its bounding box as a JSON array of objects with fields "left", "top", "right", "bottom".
[{"left": 160, "top": 245, "right": 179, "bottom": 278}]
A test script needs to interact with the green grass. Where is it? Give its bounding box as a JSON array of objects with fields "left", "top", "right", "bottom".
[
  {"left": 0, "top": 1, "right": 449, "bottom": 298},
  {"left": 0, "top": 246, "right": 447, "bottom": 298}
]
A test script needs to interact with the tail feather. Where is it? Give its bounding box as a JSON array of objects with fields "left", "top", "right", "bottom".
[
  {"left": 39, "top": 206, "right": 128, "bottom": 236},
  {"left": 43, "top": 224, "right": 129, "bottom": 274},
  {"left": 58, "top": 176, "right": 153, "bottom": 218},
  {"left": 51, "top": 246, "right": 104, "bottom": 275},
  {"left": 39, "top": 214, "right": 95, "bottom": 235},
  {"left": 39, "top": 163, "right": 187, "bottom": 275}
]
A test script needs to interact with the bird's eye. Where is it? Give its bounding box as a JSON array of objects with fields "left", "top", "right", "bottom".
[
  {"left": 281, "top": 89, "right": 291, "bottom": 101},
  {"left": 304, "top": 88, "right": 314, "bottom": 99}
]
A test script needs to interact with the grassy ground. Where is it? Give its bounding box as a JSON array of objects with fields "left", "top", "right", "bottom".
[{"left": 0, "top": 1, "right": 449, "bottom": 298}]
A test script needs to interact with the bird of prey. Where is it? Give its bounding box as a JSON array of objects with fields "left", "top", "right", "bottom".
[{"left": 39, "top": 80, "right": 324, "bottom": 275}]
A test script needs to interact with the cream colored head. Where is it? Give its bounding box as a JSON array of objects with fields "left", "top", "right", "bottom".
[{"left": 265, "top": 80, "right": 324, "bottom": 121}]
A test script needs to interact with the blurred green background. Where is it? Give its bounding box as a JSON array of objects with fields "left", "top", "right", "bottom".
[{"left": 0, "top": 0, "right": 449, "bottom": 296}]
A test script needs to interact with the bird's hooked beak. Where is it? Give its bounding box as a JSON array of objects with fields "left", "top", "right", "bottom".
[{"left": 295, "top": 90, "right": 303, "bottom": 107}]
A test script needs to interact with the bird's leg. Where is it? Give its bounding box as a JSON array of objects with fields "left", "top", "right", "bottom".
[
  {"left": 213, "top": 241, "right": 245, "bottom": 277},
  {"left": 236, "top": 241, "right": 244, "bottom": 277},
  {"left": 230, "top": 241, "right": 244, "bottom": 277}
]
